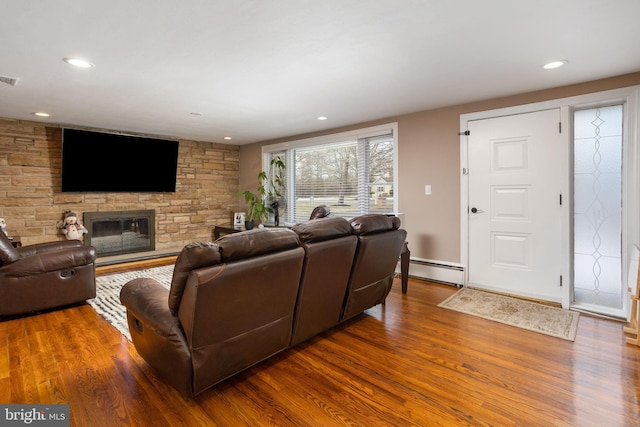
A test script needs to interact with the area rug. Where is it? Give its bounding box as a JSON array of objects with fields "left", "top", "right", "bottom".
[
  {"left": 438, "top": 288, "right": 580, "bottom": 341},
  {"left": 89, "top": 265, "right": 174, "bottom": 341}
]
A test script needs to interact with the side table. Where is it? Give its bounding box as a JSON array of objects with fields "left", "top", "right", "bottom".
[{"left": 213, "top": 224, "right": 245, "bottom": 239}]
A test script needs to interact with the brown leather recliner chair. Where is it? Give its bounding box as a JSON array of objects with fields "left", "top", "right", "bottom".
[{"left": 0, "top": 232, "right": 97, "bottom": 316}]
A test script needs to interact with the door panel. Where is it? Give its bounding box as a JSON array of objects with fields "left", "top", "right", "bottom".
[
  {"left": 468, "top": 109, "right": 564, "bottom": 302},
  {"left": 492, "top": 187, "right": 528, "bottom": 220},
  {"left": 492, "top": 233, "right": 530, "bottom": 268}
]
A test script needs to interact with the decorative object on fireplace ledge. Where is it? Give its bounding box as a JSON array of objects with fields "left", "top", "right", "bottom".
[
  {"left": 237, "top": 156, "right": 285, "bottom": 230},
  {"left": 0, "top": 218, "right": 7, "bottom": 237},
  {"left": 55, "top": 210, "right": 88, "bottom": 241}
]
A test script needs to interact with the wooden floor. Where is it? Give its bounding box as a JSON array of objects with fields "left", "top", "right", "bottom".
[{"left": 2, "top": 274, "right": 639, "bottom": 426}]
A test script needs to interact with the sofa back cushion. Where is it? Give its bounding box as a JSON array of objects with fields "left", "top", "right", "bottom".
[
  {"left": 291, "top": 217, "right": 352, "bottom": 243},
  {"left": 349, "top": 214, "right": 400, "bottom": 235},
  {"left": 168, "top": 242, "right": 221, "bottom": 315},
  {"left": 0, "top": 232, "right": 20, "bottom": 266},
  {"left": 216, "top": 228, "right": 300, "bottom": 261}
]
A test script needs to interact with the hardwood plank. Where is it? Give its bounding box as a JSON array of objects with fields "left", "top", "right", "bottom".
[
  {"left": 2, "top": 277, "right": 639, "bottom": 426},
  {"left": 95, "top": 256, "right": 177, "bottom": 275}
]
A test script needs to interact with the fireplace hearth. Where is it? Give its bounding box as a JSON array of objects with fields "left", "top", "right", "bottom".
[{"left": 84, "top": 210, "right": 155, "bottom": 256}]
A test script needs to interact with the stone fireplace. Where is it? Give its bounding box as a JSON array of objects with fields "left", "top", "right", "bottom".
[{"left": 84, "top": 210, "right": 155, "bottom": 257}]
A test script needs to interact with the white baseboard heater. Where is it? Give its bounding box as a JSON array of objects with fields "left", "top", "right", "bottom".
[{"left": 397, "top": 258, "right": 464, "bottom": 286}]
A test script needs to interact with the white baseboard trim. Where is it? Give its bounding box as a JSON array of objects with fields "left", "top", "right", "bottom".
[{"left": 397, "top": 257, "right": 464, "bottom": 286}]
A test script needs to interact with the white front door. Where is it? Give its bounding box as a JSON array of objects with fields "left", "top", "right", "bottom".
[{"left": 466, "top": 109, "right": 566, "bottom": 302}]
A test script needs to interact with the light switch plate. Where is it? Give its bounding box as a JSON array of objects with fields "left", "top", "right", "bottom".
[{"left": 425, "top": 185, "right": 432, "bottom": 195}]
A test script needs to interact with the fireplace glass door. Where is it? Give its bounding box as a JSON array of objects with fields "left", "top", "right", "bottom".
[{"left": 84, "top": 210, "right": 155, "bottom": 256}]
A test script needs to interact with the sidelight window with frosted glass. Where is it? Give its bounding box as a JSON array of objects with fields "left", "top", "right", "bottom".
[{"left": 573, "top": 104, "right": 623, "bottom": 310}]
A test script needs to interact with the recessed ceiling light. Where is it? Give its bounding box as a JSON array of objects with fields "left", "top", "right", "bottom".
[
  {"left": 63, "top": 57, "right": 95, "bottom": 68},
  {"left": 543, "top": 60, "right": 567, "bottom": 70},
  {"left": 317, "top": 116, "right": 328, "bottom": 121},
  {"left": 32, "top": 112, "right": 50, "bottom": 117},
  {"left": 223, "top": 136, "right": 232, "bottom": 140}
]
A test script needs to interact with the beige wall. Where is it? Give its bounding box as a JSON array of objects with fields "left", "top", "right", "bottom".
[
  {"left": 0, "top": 119, "right": 239, "bottom": 250},
  {"left": 241, "top": 72, "right": 640, "bottom": 264}
]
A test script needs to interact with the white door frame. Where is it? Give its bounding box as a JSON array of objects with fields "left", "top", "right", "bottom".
[{"left": 460, "top": 86, "right": 640, "bottom": 314}]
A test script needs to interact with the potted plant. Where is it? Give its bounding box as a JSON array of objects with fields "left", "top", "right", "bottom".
[{"left": 237, "top": 156, "right": 285, "bottom": 230}]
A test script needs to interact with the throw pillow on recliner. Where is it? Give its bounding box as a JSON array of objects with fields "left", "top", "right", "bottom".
[{"left": 309, "top": 205, "right": 333, "bottom": 220}]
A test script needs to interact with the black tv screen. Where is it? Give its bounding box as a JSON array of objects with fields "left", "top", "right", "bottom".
[{"left": 61, "top": 128, "right": 179, "bottom": 192}]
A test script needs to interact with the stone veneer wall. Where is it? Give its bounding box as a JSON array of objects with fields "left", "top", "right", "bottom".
[{"left": 0, "top": 118, "right": 240, "bottom": 252}]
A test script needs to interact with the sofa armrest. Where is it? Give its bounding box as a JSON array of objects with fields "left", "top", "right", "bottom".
[
  {"left": 1, "top": 245, "right": 96, "bottom": 278},
  {"left": 17, "top": 240, "right": 83, "bottom": 257},
  {"left": 120, "top": 278, "right": 178, "bottom": 337},
  {"left": 120, "top": 277, "right": 193, "bottom": 397}
]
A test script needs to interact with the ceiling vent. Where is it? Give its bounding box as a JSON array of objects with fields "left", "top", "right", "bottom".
[{"left": 0, "top": 75, "right": 18, "bottom": 86}]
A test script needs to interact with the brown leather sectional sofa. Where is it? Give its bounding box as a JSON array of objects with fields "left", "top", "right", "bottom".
[{"left": 120, "top": 214, "right": 406, "bottom": 397}]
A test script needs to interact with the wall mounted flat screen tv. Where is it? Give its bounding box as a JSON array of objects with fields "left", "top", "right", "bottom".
[{"left": 61, "top": 128, "right": 179, "bottom": 192}]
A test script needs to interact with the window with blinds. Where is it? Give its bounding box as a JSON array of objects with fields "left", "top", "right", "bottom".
[{"left": 263, "top": 123, "right": 397, "bottom": 225}]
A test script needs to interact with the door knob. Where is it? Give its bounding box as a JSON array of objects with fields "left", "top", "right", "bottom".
[{"left": 470, "top": 207, "right": 484, "bottom": 214}]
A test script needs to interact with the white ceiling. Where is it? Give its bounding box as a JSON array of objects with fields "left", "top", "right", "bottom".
[{"left": 1, "top": 0, "right": 640, "bottom": 145}]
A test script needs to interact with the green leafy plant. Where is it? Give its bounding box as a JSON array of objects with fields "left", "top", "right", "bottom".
[{"left": 237, "top": 156, "right": 285, "bottom": 224}]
